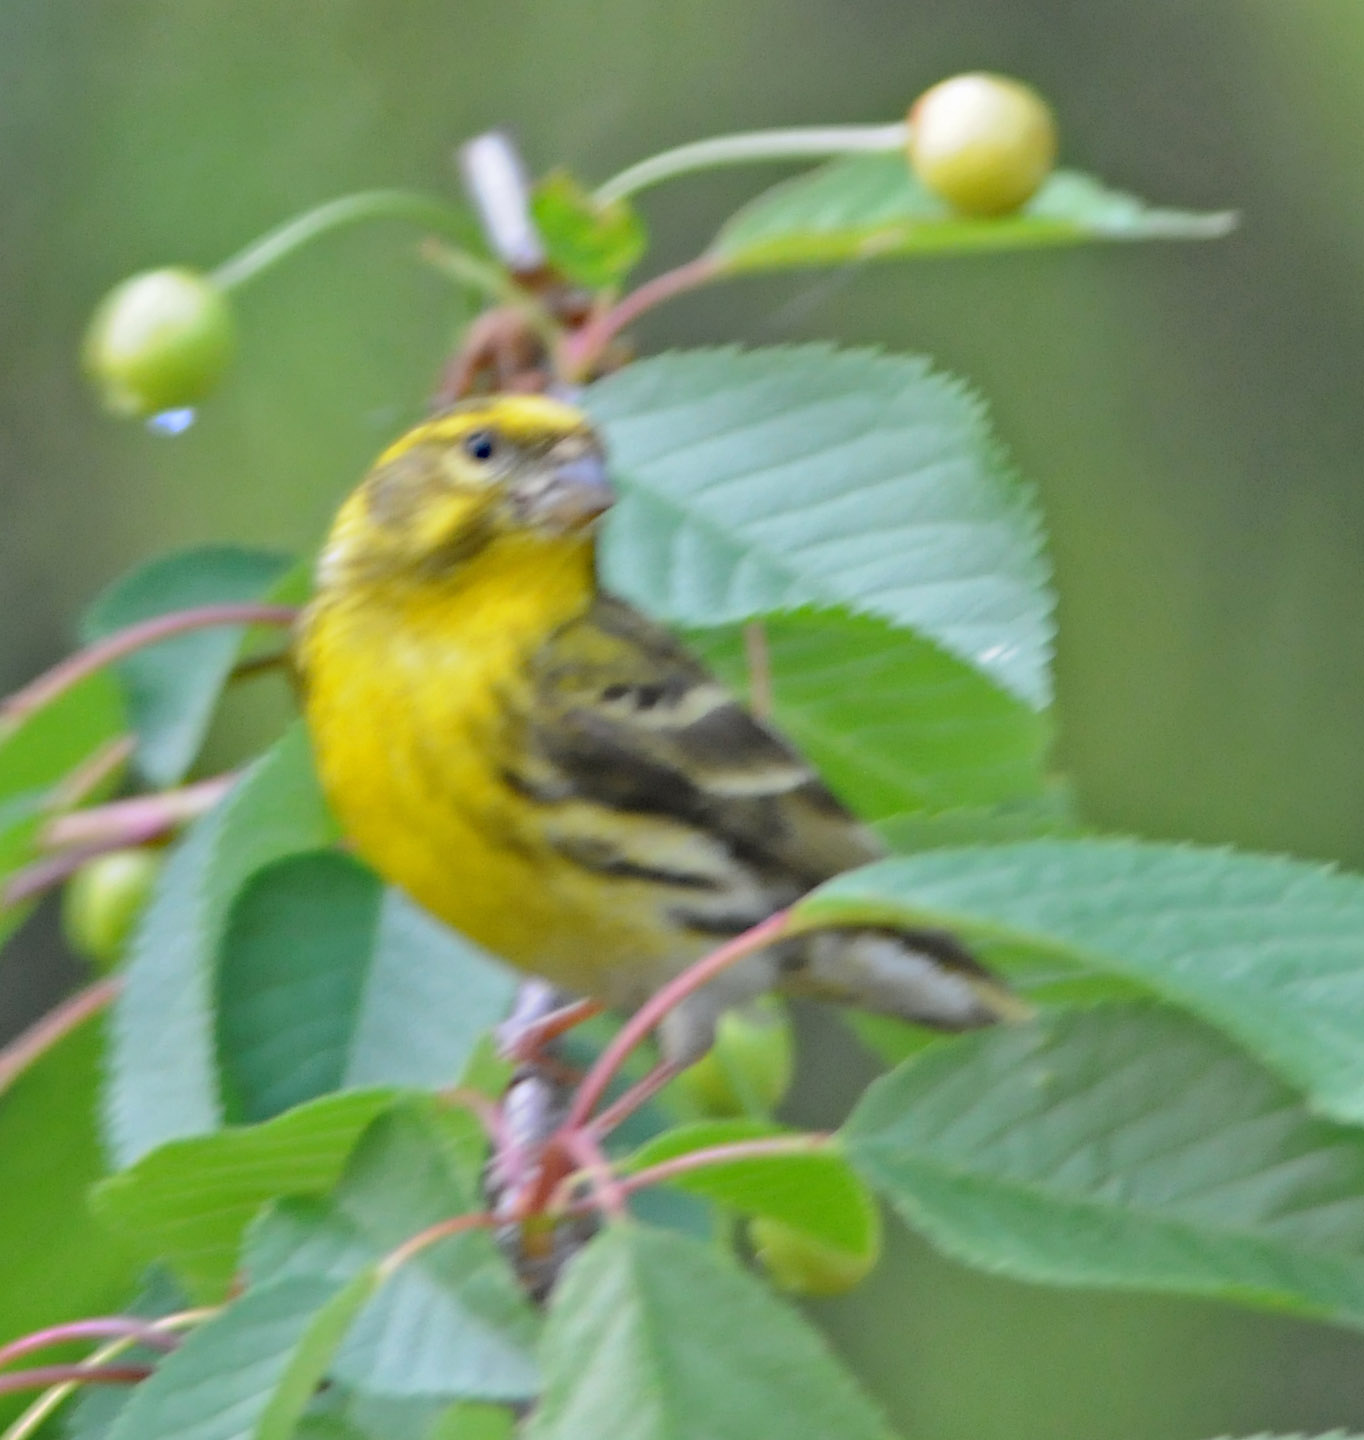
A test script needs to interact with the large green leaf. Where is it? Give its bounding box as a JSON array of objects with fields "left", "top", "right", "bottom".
[
  {"left": 81, "top": 545, "right": 295, "bottom": 787},
  {"left": 94, "top": 1088, "right": 399, "bottom": 1301},
  {"left": 843, "top": 1004, "right": 1364, "bottom": 1324},
  {"left": 710, "top": 153, "right": 1235, "bottom": 272},
  {"left": 217, "top": 852, "right": 515, "bottom": 1122},
  {"left": 106, "top": 1271, "right": 378, "bottom": 1440},
  {"left": 796, "top": 839, "right": 1364, "bottom": 1124},
  {"left": 623, "top": 1119, "right": 879, "bottom": 1262},
  {"left": 691, "top": 608, "right": 1049, "bottom": 819},
  {"left": 873, "top": 794, "right": 1078, "bottom": 853},
  {"left": 526, "top": 1224, "right": 896, "bottom": 1440},
  {"left": 587, "top": 345, "right": 1053, "bottom": 707},
  {"left": 245, "top": 1105, "right": 540, "bottom": 1402},
  {"left": 104, "top": 722, "right": 339, "bottom": 1166},
  {"left": 0, "top": 1016, "right": 143, "bottom": 1430}
]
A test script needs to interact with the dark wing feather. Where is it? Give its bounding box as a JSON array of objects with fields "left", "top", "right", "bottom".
[
  {"left": 522, "top": 594, "right": 883, "bottom": 894},
  {"left": 520, "top": 594, "right": 1021, "bottom": 1045}
]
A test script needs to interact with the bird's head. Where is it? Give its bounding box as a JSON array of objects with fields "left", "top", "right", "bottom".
[{"left": 318, "top": 395, "right": 614, "bottom": 591}]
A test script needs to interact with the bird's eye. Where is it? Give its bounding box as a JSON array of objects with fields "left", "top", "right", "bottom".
[{"left": 463, "top": 429, "right": 498, "bottom": 464}]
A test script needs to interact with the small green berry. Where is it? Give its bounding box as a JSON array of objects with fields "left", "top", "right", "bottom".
[
  {"left": 749, "top": 1216, "right": 878, "bottom": 1297},
  {"left": 62, "top": 849, "right": 162, "bottom": 969},
  {"left": 674, "top": 998, "right": 794, "bottom": 1118},
  {"left": 82, "top": 268, "right": 235, "bottom": 417},
  {"left": 908, "top": 72, "right": 1058, "bottom": 217}
]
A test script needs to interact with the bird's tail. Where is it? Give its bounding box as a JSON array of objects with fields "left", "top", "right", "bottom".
[{"left": 782, "top": 926, "right": 1030, "bottom": 1030}]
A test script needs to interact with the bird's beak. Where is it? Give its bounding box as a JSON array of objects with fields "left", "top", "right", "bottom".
[{"left": 522, "top": 450, "right": 616, "bottom": 533}]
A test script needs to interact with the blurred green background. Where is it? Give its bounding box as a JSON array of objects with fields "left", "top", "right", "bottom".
[{"left": 4, "top": 1, "right": 1363, "bottom": 1435}]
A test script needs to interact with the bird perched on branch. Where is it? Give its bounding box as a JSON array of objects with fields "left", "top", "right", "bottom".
[{"left": 297, "top": 395, "right": 1019, "bottom": 1063}]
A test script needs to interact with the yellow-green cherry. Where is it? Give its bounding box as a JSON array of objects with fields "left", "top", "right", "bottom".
[
  {"left": 908, "top": 72, "right": 1058, "bottom": 216},
  {"left": 83, "top": 268, "right": 235, "bottom": 417}
]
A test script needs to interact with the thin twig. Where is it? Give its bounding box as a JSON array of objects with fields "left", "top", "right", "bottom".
[
  {"left": 377, "top": 1212, "right": 497, "bottom": 1280},
  {"left": 0, "top": 1365, "right": 150, "bottom": 1398},
  {"left": 560, "top": 1128, "right": 627, "bottom": 1220},
  {"left": 0, "top": 1318, "right": 178, "bottom": 1371},
  {"left": 585, "top": 1060, "right": 680, "bottom": 1140},
  {"left": 6, "top": 828, "right": 158, "bottom": 909},
  {"left": 0, "top": 980, "right": 119, "bottom": 1099},
  {"left": 47, "top": 737, "right": 136, "bottom": 811},
  {"left": 1, "top": 605, "right": 298, "bottom": 727},
  {"left": 44, "top": 774, "right": 234, "bottom": 851},
  {"left": 617, "top": 1133, "right": 832, "bottom": 1199},
  {"left": 0, "top": 1308, "right": 213, "bottom": 1440},
  {"left": 560, "top": 256, "right": 720, "bottom": 380},
  {"left": 565, "top": 910, "right": 791, "bottom": 1129}
]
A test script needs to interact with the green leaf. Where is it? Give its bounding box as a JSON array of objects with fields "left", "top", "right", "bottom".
[
  {"left": 246, "top": 1105, "right": 540, "bottom": 1402},
  {"left": 527, "top": 1224, "right": 896, "bottom": 1440},
  {"left": 691, "top": 608, "right": 1049, "bottom": 819},
  {"left": 710, "top": 153, "right": 1236, "bottom": 273},
  {"left": 427, "top": 1404, "right": 516, "bottom": 1440},
  {"left": 217, "top": 851, "right": 516, "bottom": 1122},
  {"left": 624, "top": 1119, "right": 879, "bottom": 1261},
  {"left": 0, "top": 1016, "right": 144, "bottom": 1431},
  {"left": 0, "top": 793, "right": 46, "bottom": 947},
  {"left": 587, "top": 345, "right": 1053, "bottom": 707},
  {"left": 94, "top": 1088, "right": 399, "bottom": 1301},
  {"left": 843, "top": 1004, "right": 1364, "bottom": 1325},
  {"left": 104, "top": 722, "right": 339, "bottom": 1166},
  {"left": 873, "top": 792, "right": 1078, "bottom": 852},
  {"left": 0, "top": 670, "right": 125, "bottom": 804},
  {"left": 106, "top": 1271, "right": 378, "bottom": 1440},
  {"left": 531, "top": 169, "right": 646, "bottom": 288},
  {"left": 795, "top": 839, "right": 1364, "bottom": 1125},
  {"left": 81, "top": 545, "right": 295, "bottom": 786}
]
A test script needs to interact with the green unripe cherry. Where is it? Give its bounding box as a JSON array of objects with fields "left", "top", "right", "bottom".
[
  {"left": 749, "top": 1216, "right": 878, "bottom": 1297},
  {"left": 62, "top": 848, "right": 162, "bottom": 969},
  {"left": 674, "top": 998, "right": 794, "bottom": 1118},
  {"left": 82, "top": 268, "right": 235, "bottom": 417},
  {"left": 908, "top": 72, "right": 1057, "bottom": 217}
]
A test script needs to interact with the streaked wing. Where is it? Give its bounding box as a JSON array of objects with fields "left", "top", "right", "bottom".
[{"left": 520, "top": 595, "right": 883, "bottom": 913}]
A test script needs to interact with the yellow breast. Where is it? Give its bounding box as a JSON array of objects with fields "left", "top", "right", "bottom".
[{"left": 298, "top": 537, "right": 678, "bottom": 1003}]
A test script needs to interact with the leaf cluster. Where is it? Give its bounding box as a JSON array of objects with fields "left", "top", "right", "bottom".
[{"left": 0, "top": 111, "right": 1314, "bottom": 1440}]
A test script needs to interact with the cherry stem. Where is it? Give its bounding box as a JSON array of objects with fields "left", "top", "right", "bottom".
[
  {"left": 0, "top": 1365, "right": 150, "bottom": 1397},
  {"left": 48, "top": 737, "right": 136, "bottom": 811},
  {"left": 565, "top": 909, "right": 791, "bottom": 1130},
  {"left": 585, "top": 1060, "right": 679, "bottom": 1140},
  {"left": 593, "top": 122, "right": 908, "bottom": 206},
  {"left": 378, "top": 1211, "right": 497, "bottom": 1280},
  {"left": 0, "top": 1318, "right": 178, "bottom": 1372},
  {"left": 0, "top": 1308, "right": 213, "bottom": 1440},
  {"left": 211, "top": 190, "right": 478, "bottom": 292},
  {"left": 561, "top": 1128, "right": 628, "bottom": 1219},
  {"left": 560, "top": 256, "right": 720, "bottom": 380},
  {"left": 7, "top": 843, "right": 127, "bottom": 908},
  {"left": 43, "top": 774, "right": 234, "bottom": 852},
  {"left": 1, "top": 604, "right": 298, "bottom": 728},
  {"left": 0, "top": 980, "right": 119, "bottom": 1100},
  {"left": 617, "top": 1133, "right": 832, "bottom": 1199}
]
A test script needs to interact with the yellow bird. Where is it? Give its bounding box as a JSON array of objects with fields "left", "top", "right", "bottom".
[{"left": 297, "top": 394, "right": 1016, "bottom": 1062}]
